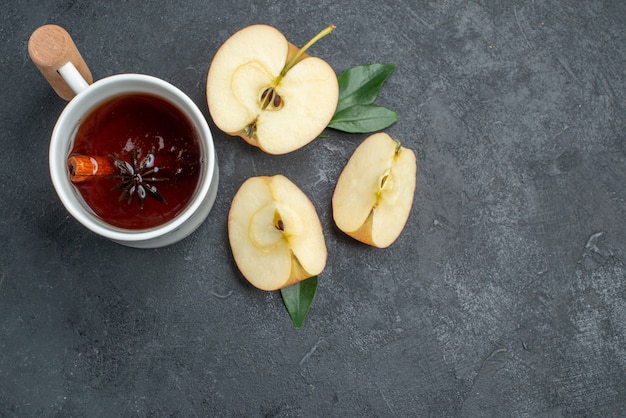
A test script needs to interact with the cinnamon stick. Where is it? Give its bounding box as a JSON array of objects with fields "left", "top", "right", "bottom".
[
  {"left": 67, "top": 155, "right": 116, "bottom": 182},
  {"left": 67, "top": 154, "right": 194, "bottom": 183}
]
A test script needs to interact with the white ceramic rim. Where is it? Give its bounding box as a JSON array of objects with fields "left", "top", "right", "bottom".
[{"left": 49, "top": 73, "right": 216, "bottom": 243}]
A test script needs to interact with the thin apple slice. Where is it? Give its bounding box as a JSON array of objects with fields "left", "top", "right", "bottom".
[
  {"left": 228, "top": 175, "right": 327, "bottom": 290},
  {"left": 332, "top": 132, "right": 417, "bottom": 248}
]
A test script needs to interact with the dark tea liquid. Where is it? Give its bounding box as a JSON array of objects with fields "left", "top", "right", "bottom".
[{"left": 70, "top": 93, "right": 202, "bottom": 229}]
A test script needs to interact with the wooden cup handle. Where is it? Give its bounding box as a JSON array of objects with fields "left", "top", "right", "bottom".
[{"left": 28, "top": 25, "right": 93, "bottom": 101}]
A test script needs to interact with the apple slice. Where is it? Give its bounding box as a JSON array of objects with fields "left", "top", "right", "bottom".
[
  {"left": 228, "top": 174, "right": 327, "bottom": 290},
  {"left": 332, "top": 132, "right": 417, "bottom": 248},
  {"left": 206, "top": 24, "right": 338, "bottom": 155}
]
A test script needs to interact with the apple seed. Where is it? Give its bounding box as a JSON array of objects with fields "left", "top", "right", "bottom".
[
  {"left": 260, "top": 87, "right": 284, "bottom": 110},
  {"left": 273, "top": 208, "right": 285, "bottom": 231}
]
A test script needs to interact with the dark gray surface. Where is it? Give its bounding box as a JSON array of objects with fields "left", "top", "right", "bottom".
[{"left": 2, "top": 0, "right": 625, "bottom": 416}]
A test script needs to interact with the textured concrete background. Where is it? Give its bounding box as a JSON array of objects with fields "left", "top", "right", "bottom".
[{"left": 1, "top": 0, "right": 625, "bottom": 416}]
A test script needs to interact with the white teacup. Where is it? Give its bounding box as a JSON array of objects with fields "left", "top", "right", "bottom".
[{"left": 29, "top": 25, "right": 218, "bottom": 248}]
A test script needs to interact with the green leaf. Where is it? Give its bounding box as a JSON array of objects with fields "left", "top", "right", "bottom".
[
  {"left": 280, "top": 276, "right": 318, "bottom": 329},
  {"left": 328, "top": 104, "right": 398, "bottom": 133},
  {"left": 335, "top": 63, "right": 396, "bottom": 113}
]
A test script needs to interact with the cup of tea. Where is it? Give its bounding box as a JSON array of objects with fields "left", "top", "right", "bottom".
[{"left": 29, "top": 25, "right": 219, "bottom": 248}]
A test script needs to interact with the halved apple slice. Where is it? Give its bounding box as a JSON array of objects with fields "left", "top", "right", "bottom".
[
  {"left": 332, "top": 132, "right": 417, "bottom": 248},
  {"left": 228, "top": 175, "right": 327, "bottom": 290},
  {"left": 207, "top": 24, "right": 338, "bottom": 155}
]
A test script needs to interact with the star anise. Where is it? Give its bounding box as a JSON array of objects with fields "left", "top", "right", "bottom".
[{"left": 109, "top": 147, "right": 168, "bottom": 208}]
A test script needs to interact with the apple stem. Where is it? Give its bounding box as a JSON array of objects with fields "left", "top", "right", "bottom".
[
  {"left": 279, "top": 25, "right": 336, "bottom": 79},
  {"left": 394, "top": 140, "right": 402, "bottom": 155}
]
